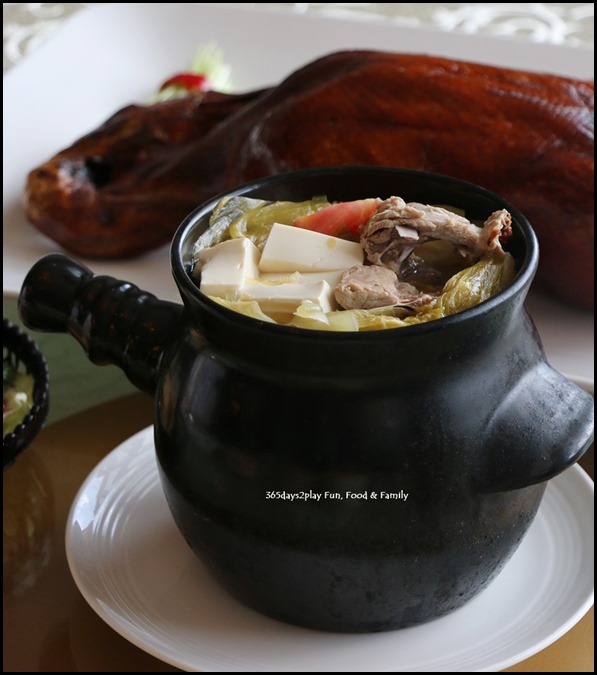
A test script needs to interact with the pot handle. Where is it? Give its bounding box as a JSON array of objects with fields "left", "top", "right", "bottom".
[
  {"left": 477, "top": 363, "right": 594, "bottom": 493},
  {"left": 18, "top": 253, "right": 184, "bottom": 395}
]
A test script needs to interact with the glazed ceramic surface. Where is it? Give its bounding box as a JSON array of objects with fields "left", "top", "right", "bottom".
[{"left": 19, "top": 167, "right": 594, "bottom": 632}]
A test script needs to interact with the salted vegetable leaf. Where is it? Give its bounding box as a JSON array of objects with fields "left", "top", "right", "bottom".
[
  {"left": 439, "top": 253, "right": 516, "bottom": 316},
  {"left": 192, "top": 196, "right": 269, "bottom": 259},
  {"left": 208, "top": 297, "right": 276, "bottom": 323}
]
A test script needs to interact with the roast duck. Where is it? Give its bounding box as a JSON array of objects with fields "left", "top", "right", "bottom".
[{"left": 25, "top": 50, "right": 594, "bottom": 308}]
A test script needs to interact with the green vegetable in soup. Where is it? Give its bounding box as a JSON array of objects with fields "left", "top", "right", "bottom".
[
  {"left": 208, "top": 297, "right": 276, "bottom": 323},
  {"left": 290, "top": 301, "right": 359, "bottom": 331},
  {"left": 192, "top": 196, "right": 269, "bottom": 257},
  {"left": 439, "top": 254, "right": 516, "bottom": 316},
  {"left": 3, "top": 361, "right": 34, "bottom": 437},
  {"left": 397, "top": 254, "right": 516, "bottom": 327}
]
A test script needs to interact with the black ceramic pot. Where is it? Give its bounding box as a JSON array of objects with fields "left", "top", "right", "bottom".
[{"left": 19, "top": 167, "right": 594, "bottom": 633}]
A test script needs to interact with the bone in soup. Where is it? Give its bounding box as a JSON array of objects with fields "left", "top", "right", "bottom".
[{"left": 190, "top": 195, "right": 515, "bottom": 331}]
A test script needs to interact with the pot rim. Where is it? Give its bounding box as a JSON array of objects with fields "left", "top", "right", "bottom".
[{"left": 171, "top": 166, "right": 538, "bottom": 340}]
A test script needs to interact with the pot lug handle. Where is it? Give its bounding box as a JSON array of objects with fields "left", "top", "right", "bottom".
[
  {"left": 18, "top": 253, "right": 184, "bottom": 395},
  {"left": 477, "top": 363, "right": 594, "bottom": 493}
]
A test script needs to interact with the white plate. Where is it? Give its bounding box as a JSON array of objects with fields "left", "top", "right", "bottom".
[
  {"left": 65, "top": 425, "right": 594, "bottom": 672},
  {"left": 3, "top": 3, "right": 594, "bottom": 380}
]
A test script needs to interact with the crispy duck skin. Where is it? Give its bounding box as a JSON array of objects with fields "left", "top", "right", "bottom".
[
  {"left": 25, "top": 89, "right": 265, "bottom": 258},
  {"left": 25, "top": 51, "right": 594, "bottom": 307}
]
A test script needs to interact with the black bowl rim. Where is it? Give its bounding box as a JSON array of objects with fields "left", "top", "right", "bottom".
[
  {"left": 171, "top": 166, "right": 538, "bottom": 340},
  {"left": 3, "top": 318, "right": 50, "bottom": 467}
]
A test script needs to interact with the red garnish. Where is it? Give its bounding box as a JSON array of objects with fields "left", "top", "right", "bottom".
[{"left": 159, "top": 73, "right": 211, "bottom": 92}]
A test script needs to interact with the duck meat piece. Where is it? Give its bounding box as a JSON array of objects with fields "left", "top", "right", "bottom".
[
  {"left": 334, "top": 264, "right": 434, "bottom": 310},
  {"left": 361, "top": 198, "right": 512, "bottom": 275},
  {"left": 24, "top": 50, "right": 594, "bottom": 308}
]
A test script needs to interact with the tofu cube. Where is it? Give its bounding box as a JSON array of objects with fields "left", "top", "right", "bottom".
[
  {"left": 242, "top": 280, "right": 334, "bottom": 314},
  {"left": 259, "top": 270, "right": 345, "bottom": 288},
  {"left": 258, "top": 223, "right": 363, "bottom": 273},
  {"left": 195, "top": 238, "right": 261, "bottom": 299}
]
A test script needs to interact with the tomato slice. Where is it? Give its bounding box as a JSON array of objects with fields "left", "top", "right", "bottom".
[{"left": 292, "top": 198, "right": 380, "bottom": 238}]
